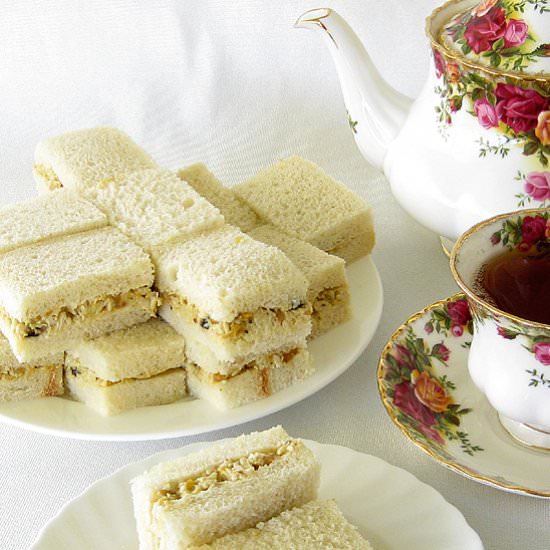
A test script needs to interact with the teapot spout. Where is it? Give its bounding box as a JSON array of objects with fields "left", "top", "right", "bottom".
[{"left": 295, "top": 8, "right": 412, "bottom": 171}]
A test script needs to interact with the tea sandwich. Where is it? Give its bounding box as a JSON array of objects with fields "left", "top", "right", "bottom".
[
  {"left": 249, "top": 225, "right": 351, "bottom": 338},
  {"left": 0, "top": 189, "right": 108, "bottom": 254},
  {"left": 185, "top": 345, "right": 313, "bottom": 410},
  {"left": 131, "top": 426, "right": 320, "bottom": 549},
  {"left": 193, "top": 499, "right": 373, "bottom": 550},
  {"left": 33, "top": 127, "right": 156, "bottom": 193},
  {"left": 0, "top": 334, "right": 63, "bottom": 403},
  {"left": 177, "top": 163, "right": 261, "bottom": 233},
  {"left": 82, "top": 168, "right": 225, "bottom": 257},
  {"left": 0, "top": 226, "right": 158, "bottom": 362},
  {"left": 234, "top": 156, "right": 375, "bottom": 263},
  {"left": 65, "top": 319, "right": 187, "bottom": 416},
  {"left": 156, "top": 225, "right": 312, "bottom": 364}
]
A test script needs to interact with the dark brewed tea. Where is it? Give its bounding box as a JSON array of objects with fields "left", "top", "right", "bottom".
[{"left": 479, "top": 250, "right": 550, "bottom": 325}]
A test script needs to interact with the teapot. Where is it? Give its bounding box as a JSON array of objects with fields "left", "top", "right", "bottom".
[{"left": 296, "top": 1, "right": 550, "bottom": 241}]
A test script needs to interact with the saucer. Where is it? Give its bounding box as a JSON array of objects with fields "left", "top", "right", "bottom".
[{"left": 378, "top": 293, "right": 550, "bottom": 498}]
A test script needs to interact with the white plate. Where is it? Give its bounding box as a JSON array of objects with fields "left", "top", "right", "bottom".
[
  {"left": 0, "top": 256, "right": 382, "bottom": 441},
  {"left": 31, "top": 439, "right": 483, "bottom": 550}
]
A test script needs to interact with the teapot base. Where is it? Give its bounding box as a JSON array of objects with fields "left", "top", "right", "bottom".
[{"left": 498, "top": 414, "right": 550, "bottom": 452}]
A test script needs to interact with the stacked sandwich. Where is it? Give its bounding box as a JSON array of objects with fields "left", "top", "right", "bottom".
[
  {"left": 131, "top": 426, "right": 374, "bottom": 549},
  {"left": 0, "top": 126, "right": 375, "bottom": 415}
]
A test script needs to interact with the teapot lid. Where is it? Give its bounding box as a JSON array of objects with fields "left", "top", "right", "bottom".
[{"left": 440, "top": 0, "right": 550, "bottom": 74}]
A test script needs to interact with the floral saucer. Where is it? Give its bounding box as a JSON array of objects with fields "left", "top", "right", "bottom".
[{"left": 378, "top": 293, "right": 550, "bottom": 498}]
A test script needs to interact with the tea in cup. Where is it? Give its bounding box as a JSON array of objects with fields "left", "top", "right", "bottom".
[{"left": 450, "top": 208, "right": 550, "bottom": 449}]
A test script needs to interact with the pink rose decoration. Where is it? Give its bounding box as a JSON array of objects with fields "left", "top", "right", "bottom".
[
  {"left": 434, "top": 49, "right": 445, "bottom": 79},
  {"left": 424, "top": 322, "right": 434, "bottom": 334},
  {"left": 495, "top": 84, "right": 549, "bottom": 134},
  {"left": 521, "top": 215, "right": 547, "bottom": 244},
  {"left": 451, "top": 324, "right": 464, "bottom": 337},
  {"left": 524, "top": 172, "right": 550, "bottom": 202},
  {"left": 464, "top": 7, "right": 506, "bottom": 54},
  {"left": 534, "top": 342, "right": 550, "bottom": 366},
  {"left": 474, "top": 98, "right": 499, "bottom": 129},
  {"left": 504, "top": 19, "right": 528, "bottom": 48},
  {"left": 393, "top": 382, "right": 437, "bottom": 428},
  {"left": 447, "top": 299, "right": 472, "bottom": 326},
  {"left": 392, "top": 344, "right": 415, "bottom": 370},
  {"left": 535, "top": 111, "right": 550, "bottom": 145},
  {"left": 432, "top": 343, "right": 450, "bottom": 362}
]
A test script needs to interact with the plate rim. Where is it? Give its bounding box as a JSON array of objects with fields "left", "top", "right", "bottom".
[
  {"left": 0, "top": 256, "right": 383, "bottom": 442},
  {"left": 30, "top": 437, "right": 483, "bottom": 550},
  {"left": 377, "top": 292, "right": 550, "bottom": 498}
]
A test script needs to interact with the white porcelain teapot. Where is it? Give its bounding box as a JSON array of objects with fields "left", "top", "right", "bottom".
[{"left": 296, "top": 1, "right": 550, "bottom": 240}]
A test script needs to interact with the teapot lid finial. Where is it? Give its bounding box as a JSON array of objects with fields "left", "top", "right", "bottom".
[{"left": 441, "top": 0, "right": 550, "bottom": 74}]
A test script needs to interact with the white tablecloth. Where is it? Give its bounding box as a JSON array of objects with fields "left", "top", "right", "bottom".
[{"left": 0, "top": 1, "right": 548, "bottom": 548}]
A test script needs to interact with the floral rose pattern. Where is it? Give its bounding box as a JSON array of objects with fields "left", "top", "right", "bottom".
[
  {"left": 425, "top": 297, "right": 473, "bottom": 339},
  {"left": 434, "top": 0, "right": 550, "bottom": 208},
  {"left": 463, "top": 6, "right": 507, "bottom": 54},
  {"left": 444, "top": 0, "right": 550, "bottom": 70},
  {"left": 381, "top": 306, "right": 482, "bottom": 456}
]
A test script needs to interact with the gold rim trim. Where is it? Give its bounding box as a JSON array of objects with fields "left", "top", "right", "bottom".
[
  {"left": 294, "top": 8, "right": 338, "bottom": 48},
  {"left": 425, "top": 0, "right": 550, "bottom": 82},
  {"left": 450, "top": 207, "right": 550, "bottom": 331},
  {"left": 377, "top": 293, "right": 550, "bottom": 498}
]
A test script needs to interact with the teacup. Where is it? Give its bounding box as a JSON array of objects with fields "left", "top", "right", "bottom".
[{"left": 450, "top": 208, "right": 550, "bottom": 449}]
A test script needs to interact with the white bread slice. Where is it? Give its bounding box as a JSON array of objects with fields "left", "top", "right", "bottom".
[
  {"left": 191, "top": 500, "right": 374, "bottom": 549},
  {"left": 67, "top": 319, "right": 185, "bottom": 382},
  {"left": 186, "top": 347, "right": 314, "bottom": 409},
  {"left": 33, "top": 127, "right": 156, "bottom": 193},
  {"left": 0, "top": 189, "right": 107, "bottom": 254},
  {"left": 0, "top": 226, "right": 154, "bottom": 321},
  {"left": 0, "top": 333, "right": 63, "bottom": 373},
  {"left": 64, "top": 363, "right": 187, "bottom": 416},
  {"left": 177, "top": 164, "right": 261, "bottom": 232},
  {"left": 0, "top": 227, "right": 158, "bottom": 361},
  {"left": 0, "top": 364, "right": 63, "bottom": 403},
  {"left": 249, "top": 225, "right": 351, "bottom": 338},
  {"left": 131, "top": 426, "right": 320, "bottom": 550},
  {"left": 155, "top": 225, "right": 308, "bottom": 323},
  {"left": 233, "top": 156, "right": 375, "bottom": 263},
  {"left": 83, "top": 168, "right": 225, "bottom": 255}
]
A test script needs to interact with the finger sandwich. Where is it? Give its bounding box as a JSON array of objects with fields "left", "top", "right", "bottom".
[
  {"left": 33, "top": 127, "right": 156, "bottom": 193},
  {"left": 0, "top": 226, "right": 158, "bottom": 362},
  {"left": 81, "top": 168, "right": 225, "bottom": 257},
  {"left": 192, "top": 499, "right": 374, "bottom": 549},
  {"left": 64, "top": 319, "right": 187, "bottom": 416},
  {"left": 0, "top": 189, "right": 107, "bottom": 254},
  {"left": 233, "top": 156, "right": 375, "bottom": 263},
  {"left": 249, "top": 225, "right": 351, "bottom": 338},
  {"left": 185, "top": 346, "right": 313, "bottom": 410},
  {"left": 156, "top": 225, "right": 312, "bottom": 364},
  {"left": 131, "top": 426, "right": 320, "bottom": 549},
  {"left": 177, "top": 163, "right": 261, "bottom": 232},
  {"left": 0, "top": 334, "right": 63, "bottom": 403}
]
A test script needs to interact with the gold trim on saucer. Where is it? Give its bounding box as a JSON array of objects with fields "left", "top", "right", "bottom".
[
  {"left": 377, "top": 293, "right": 550, "bottom": 498},
  {"left": 449, "top": 207, "right": 550, "bottom": 331},
  {"left": 425, "top": 0, "right": 550, "bottom": 83}
]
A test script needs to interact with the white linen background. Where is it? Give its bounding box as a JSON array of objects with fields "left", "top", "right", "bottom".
[{"left": 0, "top": 1, "right": 548, "bottom": 548}]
